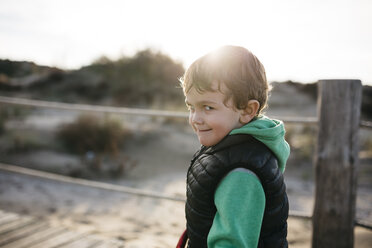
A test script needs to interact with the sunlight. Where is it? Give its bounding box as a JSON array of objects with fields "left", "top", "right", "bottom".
[{"left": 0, "top": 0, "right": 372, "bottom": 84}]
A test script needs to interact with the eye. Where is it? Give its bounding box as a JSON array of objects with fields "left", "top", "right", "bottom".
[{"left": 204, "top": 106, "right": 213, "bottom": 111}]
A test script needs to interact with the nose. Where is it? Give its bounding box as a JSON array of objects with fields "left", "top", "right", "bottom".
[{"left": 190, "top": 110, "right": 203, "bottom": 125}]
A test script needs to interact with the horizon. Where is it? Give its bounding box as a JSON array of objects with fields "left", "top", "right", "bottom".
[
  {"left": 1, "top": 0, "right": 372, "bottom": 85},
  {"left": 0, "top": 55, "right": 368, "bottom": 87}
]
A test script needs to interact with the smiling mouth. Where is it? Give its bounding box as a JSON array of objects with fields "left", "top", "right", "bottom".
[{"left": 198, "top": 129, "right": 212, "bottom": 132}]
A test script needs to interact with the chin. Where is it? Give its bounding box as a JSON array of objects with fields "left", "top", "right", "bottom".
[{"left": 199, "top": 139, "right": 218, "bottom": 147}]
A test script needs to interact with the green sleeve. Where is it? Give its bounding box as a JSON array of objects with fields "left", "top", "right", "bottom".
[{"left": 207, "top": 169, "right": 266, "bottom": 248}]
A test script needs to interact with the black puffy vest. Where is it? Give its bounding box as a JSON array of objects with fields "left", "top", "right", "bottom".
[{"left": 185, "top": 134, "right": 288, "bottom": 248}]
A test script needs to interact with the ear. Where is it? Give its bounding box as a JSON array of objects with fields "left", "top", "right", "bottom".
[{"left": 239, "top": 100, "right": 260, "bottom": 124}]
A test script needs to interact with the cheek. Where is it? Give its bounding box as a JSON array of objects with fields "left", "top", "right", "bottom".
[{"left": 188, "top": 115, "right": 195, "bottom": 129}]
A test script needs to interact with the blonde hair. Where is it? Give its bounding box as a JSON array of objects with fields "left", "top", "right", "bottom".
[{"left": 180, "top": 45, "right": 270, "bottom": 115}]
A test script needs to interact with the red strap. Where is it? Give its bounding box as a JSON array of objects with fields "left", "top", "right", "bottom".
[{"left": 176, "top": 229, "right": 188, "bottom": 248}]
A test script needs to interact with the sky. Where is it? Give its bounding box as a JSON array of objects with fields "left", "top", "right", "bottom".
[{"left": 1, "top": 0, "right": 371, "bottom": 85}]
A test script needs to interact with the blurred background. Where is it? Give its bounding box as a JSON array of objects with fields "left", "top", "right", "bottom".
[{"left": 0, "top": 0, "right": 372, "bottom": 247}]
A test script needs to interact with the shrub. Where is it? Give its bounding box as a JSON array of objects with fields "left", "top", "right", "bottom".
[
  {"left": 85, "top": 49, "right": 185, "bottom": 108},
  {"left": 57, "top": 114, "right": 129, "bottom": 154},
  {"left": 56, "top": 114, "right": 132, "bottom": 172}
]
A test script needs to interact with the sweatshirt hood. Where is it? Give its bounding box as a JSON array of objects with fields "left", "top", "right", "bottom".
[{"left": 229, "top": 115, "right": 290, "bottom": 172}]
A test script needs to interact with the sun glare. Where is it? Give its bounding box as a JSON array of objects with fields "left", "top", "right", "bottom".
[{"left": 1, "top": 0, "right": 372, "bottom": 84}]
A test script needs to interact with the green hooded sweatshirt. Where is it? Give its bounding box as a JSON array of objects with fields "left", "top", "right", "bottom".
[
  {"left": 207, "top": 116, "right": 290, "bottom": 248},
  {"left": 229, "top": 115, "right": 290, "bottom": 172}
]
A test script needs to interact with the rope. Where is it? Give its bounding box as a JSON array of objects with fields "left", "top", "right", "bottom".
[
  {"left": 0, "top": 96, "right": 318, "bottom": 124},
  {"left": 2, "top": 95, "right": 372, "bottom": 128},
  {"left": 0, "top": 163, "right": 186, "bottom": 202},
  {"left": 0, "top": 96, "right": 189, "bottom": 119}
]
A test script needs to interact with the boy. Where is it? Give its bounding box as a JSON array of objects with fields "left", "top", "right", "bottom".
[{"left": 178, "top": 46, "right": 290, "bottom": 248}]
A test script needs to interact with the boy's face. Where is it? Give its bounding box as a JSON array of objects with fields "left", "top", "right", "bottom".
[{"left": 185, "top": 81, "right": 243, "bottom": 147}]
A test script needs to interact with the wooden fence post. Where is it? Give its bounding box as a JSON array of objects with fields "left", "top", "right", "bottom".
[{"left": 312, "top": 80, "right": 362, "bottom": 248}]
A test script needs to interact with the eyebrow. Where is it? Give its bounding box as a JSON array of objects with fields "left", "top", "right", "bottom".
[{"left": 185, "top": 100, "right": 217, "bottom": 106}]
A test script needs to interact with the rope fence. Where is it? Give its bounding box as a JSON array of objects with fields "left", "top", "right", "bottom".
[
  {"left": 0, "top": 163, "right": 186, "bottom": 202},
  {"left": 0, "top": 162, "right": 370, "bottom": 230},
  {"left": 0, "top": 96, "right": 189, "bottom": 119},
  {"left": 1, "top": 95, "right": 372, "bottom": 232},
  {"left": 0, "top": 96, "right": 314, "bottom": 125}
]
